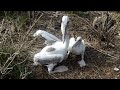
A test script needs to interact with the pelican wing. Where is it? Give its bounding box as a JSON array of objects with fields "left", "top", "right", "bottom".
[
  {"left": 44, "top": 40, "right": 56, "bottom": 45},
  {"left": 38, "top": 54, "right": 63, "bottom": 65},
  {"left": 46, "top": 47, "right": 56, "bottom": 52},
  {"left": 72, "top": 39, "right": 82, "bottom": 49},
  {"left": 41, "top": 31, "right": 60, "bottom": 41},
  {"left": 33, "top": 30, "right": 61, "bottom": 43}
]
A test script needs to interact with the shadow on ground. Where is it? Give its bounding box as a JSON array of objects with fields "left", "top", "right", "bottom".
[{"left": 31, "top": 46, "right": 119, "bottom": 79}]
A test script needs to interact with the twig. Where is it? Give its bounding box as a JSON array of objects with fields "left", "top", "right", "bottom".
[
  {"left": 42, "top": 67, "right": 58, "bottom": 79},
  {"left": 92, "top": 65, "right": 102, "bottom": 79},
  {"left": 25, "top": 37, "right": 37, "bottom": 49},
  {"left": 0, "top": 19, "right": 5, "bottom": 34},
  {"left": 0, "top": 52, "right": 19, "bottom": 74},
  {"left": 18, "top": 13, "right": 43, "bottom": 51},
  {"left": 21, "top": 71, "right": 32, "bottom": 79},
  {"left": 20, "top": 68, "right": 32, "bottom": 79},
  {"left": 19, "top": 67, "right": 32, "bottom": 79},
  {"left": 23, "top": 13, "right": 43, "bottom": 41},
  {"left": 0, "top": 52, "right": 11, "bottom": 55}
]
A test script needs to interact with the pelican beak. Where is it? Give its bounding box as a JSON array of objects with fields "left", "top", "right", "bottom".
[
  {"left": 62, "top": 28, "right": 67, "bottom": 43},
  {"left": 62, "top": 36, "right": 65, "bottom": 43},
  {"left": 61, "top": 17, "right": 69, "bottom": 43}
]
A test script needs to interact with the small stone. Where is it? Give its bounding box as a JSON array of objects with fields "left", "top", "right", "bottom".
[{"left": 114, "top": 67, "right": 119, "bottom": 71}]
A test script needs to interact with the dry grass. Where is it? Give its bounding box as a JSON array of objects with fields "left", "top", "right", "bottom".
[{"left": 0, "top": 11, "right": 120, "bottom": 79}]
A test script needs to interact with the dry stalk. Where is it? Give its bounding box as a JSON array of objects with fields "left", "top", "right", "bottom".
[{"left": 18, "top": 13, "right": 43, "bottom": 51}]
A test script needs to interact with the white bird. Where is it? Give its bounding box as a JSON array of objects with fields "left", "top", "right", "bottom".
[
  {"left": 68, "top": 32, "right": 86, "bottom": 67},
  {"left": 33, "top": 16, "right": 70, "bottom": 73},
  {"left": 33, "top": 34, "right": 69, "bottom": 73}
]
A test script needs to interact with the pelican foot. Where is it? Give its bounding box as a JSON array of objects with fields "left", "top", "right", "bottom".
[
  {"left": 78, "top": 60, "right": 86, "bottom": 67},
  {"left": 50, "top": 65, "right": 68, "bottom": 74},
  {"left": 46, "top": 64, "right": 57, "bottom": 73}
]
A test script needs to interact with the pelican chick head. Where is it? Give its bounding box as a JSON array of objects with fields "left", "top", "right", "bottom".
[
  {"left": 33, "top": 30, "right": 43, "bottom": 37},
  {"left": 76, "top": 36, "right": 82, "bottom": 41},
  {"left": 62, "top": 16, "right": 69, "bottom": 23}
]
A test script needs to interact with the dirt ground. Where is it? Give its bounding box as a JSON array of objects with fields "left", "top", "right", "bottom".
[{"left": 29, "top": 12, "right": 120, "bottom": 79}]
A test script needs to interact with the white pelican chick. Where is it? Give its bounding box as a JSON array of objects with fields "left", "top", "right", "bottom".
[
  {"left": 33, "top": 16, "right": 70, "bottom": 73},
  {"left": 68, "top": 32, "right": 86, "bottom": 67},
  {"left": 33, "top": 33, "right": 70, "bottom": 73}
]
